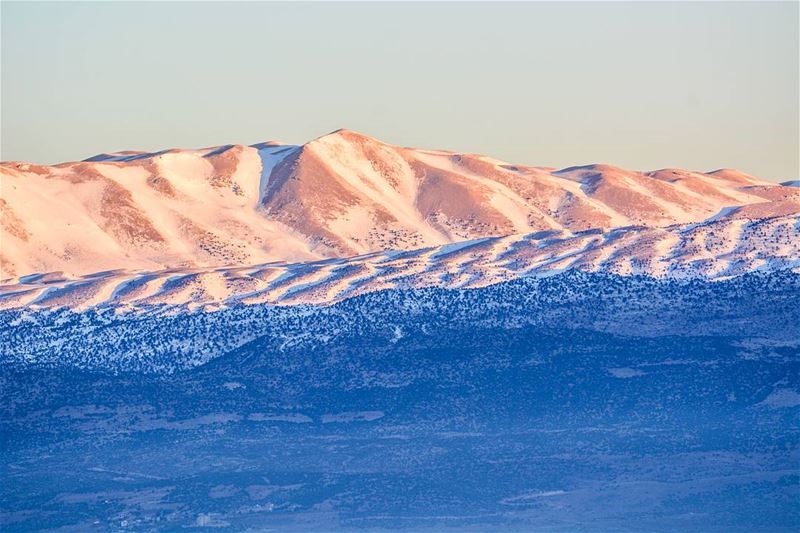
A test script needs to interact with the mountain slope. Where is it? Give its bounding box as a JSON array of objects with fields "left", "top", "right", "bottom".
[
  {"left": 2, "top": 129, "right": 796, "bottom": 278},
  {"left": 2, "top": 212, "right": 797, "bottom": 312}
]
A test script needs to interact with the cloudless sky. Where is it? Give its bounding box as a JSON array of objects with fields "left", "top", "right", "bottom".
[{"left": 1, "top": 1, "right": 798, "bottom": 181}]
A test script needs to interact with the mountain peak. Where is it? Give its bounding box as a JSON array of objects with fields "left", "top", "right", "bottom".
[
  {"left": 310, "top": 128, "right": 379, "bottom": 144},
  {"left": 1, "top": 132, "right": 795, "bottom": 278},
  {"left": 707, "top": 168, "right": 758, "bottom": 183}
]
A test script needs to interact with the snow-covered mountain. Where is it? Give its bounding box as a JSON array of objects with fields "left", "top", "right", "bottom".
[
  {"left": 2, "top": 129, "right": 797, "bottom": 280},
  {"left": 2, "top": 212, "right": 798, "bottom": 312},
  {"left": 3, "top": 132, "right": 799, "bottom": 531}
]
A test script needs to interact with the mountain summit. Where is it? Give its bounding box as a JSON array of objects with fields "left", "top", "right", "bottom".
[{"left": 1, "top": 130, "right": 798, "bottom": 278}]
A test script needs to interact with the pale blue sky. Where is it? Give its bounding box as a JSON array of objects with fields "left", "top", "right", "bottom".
[{"left": 2, "top": 1, "right": 798, "bottom": 181}]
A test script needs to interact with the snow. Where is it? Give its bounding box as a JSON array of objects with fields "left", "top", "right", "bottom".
[
  {"left": 309, "top": 133, "right": 446, "bottom": 245},
  {"left": 608, "top": 367, "right": 646, "bottom": 378},
  {"left": 253, "top": 144, "right": 297, "bottom": 201},
  {"left": 760, "top": 389, "right": 800, "bottom": 409},
  {"left": 414, "top": 150, "right": 560, "bottom": 231},
  {"left": 1, "top": 129, "right": 796, "bottom": 283},
  {"left": 501, "top": 490, "right": 568, "bottom": 504},
  {"left": 248, "top": 413, "right": 312, "bottom": 423},
  {"left": 0, "top": 210, "right": 797, "bottom": 311},
  {"left": 321, "top": 411, "right": 385, "bottom": 423}
]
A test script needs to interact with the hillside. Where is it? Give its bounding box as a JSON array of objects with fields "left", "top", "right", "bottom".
[{"left": 3, "top": 129, "right": 796, "bottom": 279}]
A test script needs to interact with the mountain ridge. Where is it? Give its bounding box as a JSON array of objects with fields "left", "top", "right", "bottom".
[
  {"left": 2, "top": 212, "right": 797, "bottom": 312},
  {"left": 2, "top": 129, "right": 798, "bottom": 280}
]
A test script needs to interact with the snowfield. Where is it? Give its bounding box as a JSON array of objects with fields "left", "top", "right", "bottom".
[
  {"left": 1, "top": 212, "right": 798, "bottom": 312},
  {"left": 3, "top": 129, "right": 798, "bottom": 279}
]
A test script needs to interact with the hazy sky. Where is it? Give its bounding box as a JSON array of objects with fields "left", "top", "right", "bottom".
[{"left": 2, "top": 1, "right": 798, "bottom": 181}]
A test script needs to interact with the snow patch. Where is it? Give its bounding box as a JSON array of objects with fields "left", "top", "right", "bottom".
[
  {"left": 321, "top": 411, "right": 384, "bottom": 423},
  {"left": 608, "top": 367, "right": 646, "bottom": 379},
  {"left": 760, "top": 389, "right": 800, "bottom": 409}
]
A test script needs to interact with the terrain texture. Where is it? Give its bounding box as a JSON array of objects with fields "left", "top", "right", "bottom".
[{"left": 1, "top": 132, "right": 798, "bottom": 532}]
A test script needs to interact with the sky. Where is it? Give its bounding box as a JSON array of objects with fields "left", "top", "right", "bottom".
[{"left": 1, "top": 1, "right": 798, "bottom": 182}]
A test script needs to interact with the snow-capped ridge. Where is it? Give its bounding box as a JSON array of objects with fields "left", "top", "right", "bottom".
[
  {"left": 2, "top": 129, "right": 797, "bottom": 280},
  {"left": 2, "top": 212, "right": 797, "bottom": 312}
]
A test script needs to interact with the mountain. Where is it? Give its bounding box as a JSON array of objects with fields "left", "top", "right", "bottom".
[
  {"left": 3, "top": 132, "right": 799, "bottom": 531},
  {"left": 2, "top": 129, "right": 797, "bottom": 280},
  {"left": 2, "top": 212, "right": 798, "bottom": 312}
]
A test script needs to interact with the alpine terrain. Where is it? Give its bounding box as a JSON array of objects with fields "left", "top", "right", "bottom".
[{"left": 1, "top": 130, "right": 798, "bottom": 532}]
